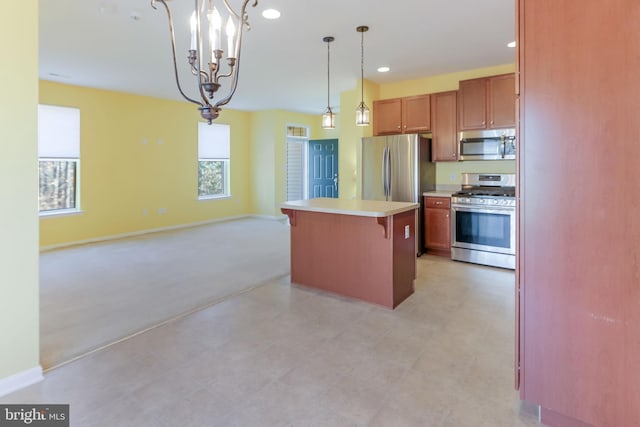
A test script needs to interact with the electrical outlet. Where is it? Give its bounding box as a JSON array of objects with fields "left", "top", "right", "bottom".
[
  {"left": 404, "top": 225, "right": 410, "bottom": 239},
  {"left": 450, "top": 173, "right": 457, "bottom": 182},
  {"left": 142, "top": 208, "right": 148, "bottom": 216},
  {"left": 158, "top": 207, "right": 167, "bottom": 214}
]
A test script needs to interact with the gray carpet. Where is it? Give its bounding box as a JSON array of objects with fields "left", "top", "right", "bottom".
[{"left": 40, "top": 217, "right": 290, "bottom": 369}]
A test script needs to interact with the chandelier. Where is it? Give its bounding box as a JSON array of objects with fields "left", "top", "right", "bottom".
[
  {"left": 151, "top": 0, "right": 258, "bottom": 124},
  {"left": 321, "top": 36, "right": 335, "bottom": 129},
  {"left": 355, "top": 25, "right": 370, "bottom": 127}
]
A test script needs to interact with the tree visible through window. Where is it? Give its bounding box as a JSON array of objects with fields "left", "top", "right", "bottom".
[
  {"left": 39, "top": 160, "right": 77, "bottom": 211},
  {"left": 198, "top": 160, "right": 225, "bottom": 196}
]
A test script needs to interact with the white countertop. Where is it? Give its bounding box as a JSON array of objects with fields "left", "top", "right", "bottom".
[
  {"left": 281, "top": 198, "right": 418, "bottom": 218},
  {"left": 423, "top": 191, "right": 455, "bottom": 198}
]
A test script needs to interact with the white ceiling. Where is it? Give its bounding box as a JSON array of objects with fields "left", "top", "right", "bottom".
[{"left": 39, "top": 0, "right": 515, "bottom": 115}]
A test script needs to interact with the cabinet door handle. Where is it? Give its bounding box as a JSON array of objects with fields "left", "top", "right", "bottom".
[
  {"left": 482, "top": 120, "right": 486, "bottom": 125},
  {"left": 446, "top": 214, "right": 449, "bottom": 218}
]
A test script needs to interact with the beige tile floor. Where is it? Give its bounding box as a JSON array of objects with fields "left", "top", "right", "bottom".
[{"left": 3, "top": 255, "right": 542, "bottom": 427}]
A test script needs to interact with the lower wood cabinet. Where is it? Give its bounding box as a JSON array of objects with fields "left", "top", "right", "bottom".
[{"left": 424, "top": 196, "right": 451, "bottom": 256}]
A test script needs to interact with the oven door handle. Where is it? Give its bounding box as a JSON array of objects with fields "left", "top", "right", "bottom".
[{"left": 451, "top": 204, "right": 515, "bottom": 214}]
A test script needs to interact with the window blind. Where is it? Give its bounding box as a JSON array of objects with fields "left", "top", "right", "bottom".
[
  {"left": 38, "top": 105, "right": 80, "bottom": 158},
  {"left": 198, "top": 122, "right": 230, "bottom": 159}
]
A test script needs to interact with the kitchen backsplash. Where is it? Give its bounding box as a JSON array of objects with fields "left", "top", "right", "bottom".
[{"left": 435, "top": 160, "right": 516, "bottom": 185}]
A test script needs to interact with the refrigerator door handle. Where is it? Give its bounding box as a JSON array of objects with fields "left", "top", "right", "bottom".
[
  {"left": 387, "top": 147, "right": 392, "bottom": 197},
  {"left": 380, "top": 147, "right": 387, "bottom": 197}
]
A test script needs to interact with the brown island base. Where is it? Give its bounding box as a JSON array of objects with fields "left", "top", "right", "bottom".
[{"left": 280, "top": 198, "right": 418, "bottom": 309}]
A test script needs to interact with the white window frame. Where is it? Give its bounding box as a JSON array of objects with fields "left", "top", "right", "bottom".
[
  {"left": 285, "top": 124, "right": 310, "bottom": 201},
  {"left": 198, "top": 122, "right": 231, "bottom": 200},
  {"left": 38, "top": 104, "right": 81, "bottom": 216}
]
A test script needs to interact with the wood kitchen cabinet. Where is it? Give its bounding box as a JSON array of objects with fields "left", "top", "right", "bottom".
[
  {"left": 423, "top": 196, "right": 451, "bottom": 256},
  {"left": 458, "top": 74, "right": 515, "bottom": 130},
  {"left": 518, "top": 1, "right": 640, "bottom": 426},
  {"left": 430, "top": 91, "right": 458, "bottom": 162},
  {"left": 373, "top": 95, "right": 430, "bottom": 135}
]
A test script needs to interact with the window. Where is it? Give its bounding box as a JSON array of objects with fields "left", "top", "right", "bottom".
[
  {"left": 285, "top": 125, "right": 309, "bottom": 201},
  {"left": 38, "top": 105, "right": 80, "bottom": 214},
  {"left": 198, "top": 122, "right": 230, "bottom": 198}
]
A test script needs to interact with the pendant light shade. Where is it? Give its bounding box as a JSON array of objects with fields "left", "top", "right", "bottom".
[
  {"left": 356, "top": 26, "right": 370, "bottom": 127},
  {"left": 322, "top": 36, "right": 335, "bottom": 129}
]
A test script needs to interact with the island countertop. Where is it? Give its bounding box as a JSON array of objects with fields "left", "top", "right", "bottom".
[{"left": 281, "top": 198, "right": 418, "bottom": 218}]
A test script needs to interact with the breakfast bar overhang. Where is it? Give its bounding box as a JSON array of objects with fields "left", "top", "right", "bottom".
[{"left": 281, "top": 198, "right": 418, "bottom": 309}]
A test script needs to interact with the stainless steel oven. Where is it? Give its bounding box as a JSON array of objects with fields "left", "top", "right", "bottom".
[{"left": 451, "top": 173, "right": 516, "bottom": 269}]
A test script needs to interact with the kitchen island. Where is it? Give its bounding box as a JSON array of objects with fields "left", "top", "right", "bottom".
[{"left": 280, "top": 198, "right": 418, "bottom": 309}]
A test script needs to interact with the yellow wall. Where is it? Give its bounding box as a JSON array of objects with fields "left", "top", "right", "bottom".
[
  {"left": 39, "top": 81, "right": 253, "bottom": 247},
  {"left": 379, "top": 64, "right": 517, "bottom": 185},
  {"left": 0, "top": 0, "right": 40, "bottom": 382},
  {"left": 338, "top": 79, "right": 378, "bottom": 200},
  {"left": 251, "top": 109, "right": 331, "bottom": 216},
  {"left": 379, "top": 63, "right": 516, "bottom": 98}
]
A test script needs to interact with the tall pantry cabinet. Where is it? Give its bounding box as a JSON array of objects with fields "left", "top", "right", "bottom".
[{"left": 517, "top": 1, "right": 640, "bottom": 426}]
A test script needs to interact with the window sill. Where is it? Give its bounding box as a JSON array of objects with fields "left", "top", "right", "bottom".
[
  {"left": 198, "top": 195, "right": 232, "bottom": 201},
  {"left": 39, "top": 209, "right": 84, "bottom": 218}
]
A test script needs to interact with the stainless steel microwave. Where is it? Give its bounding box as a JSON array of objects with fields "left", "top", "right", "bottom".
[{"left": 458, "top": 129, "right": 516, "bottom": 161}]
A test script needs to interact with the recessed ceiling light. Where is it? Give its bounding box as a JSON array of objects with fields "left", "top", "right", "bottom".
[
  {"left": 262, "top": 9, "right": 281, "bottom": 19},
  {"left": 507, "top": 41, "right": 516, "bottom": 48},
  {"left": 377, "top": 66, "right": 390, "bottom": 73}
]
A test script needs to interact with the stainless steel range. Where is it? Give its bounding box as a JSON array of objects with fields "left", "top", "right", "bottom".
[{"left": 451, "top": 173, "right": 516, "bottom": 269}]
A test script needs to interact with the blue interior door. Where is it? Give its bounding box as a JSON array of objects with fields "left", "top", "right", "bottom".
[{"left": 308, "top": 139, "right": 339, "bottom": 198}]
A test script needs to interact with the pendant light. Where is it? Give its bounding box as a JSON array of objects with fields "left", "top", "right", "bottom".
[
  {"left": 322, "top": 36, "right": 335, "bottom": 129},
  {"left": 355, "top": 25, "right": 370, "bottom": 127}
]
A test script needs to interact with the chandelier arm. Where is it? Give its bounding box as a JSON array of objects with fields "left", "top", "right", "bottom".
[
  {"left": 194, "top": 0, "right": 214, "bottom": 108},
  {"left": 212, "top": 0, "right": 257, "bottom": 109},
  {"left": 212, "top": 40, "right": 241, "bottom": 108},
  {"left": 215, "top": 66, "right": 235, "bottom": 83},
  {"left": 221, "top": 0, "right": 241, "bottom": 20},
  {"left": 152, "top": 0, "right": 202, "bottom": 106}
]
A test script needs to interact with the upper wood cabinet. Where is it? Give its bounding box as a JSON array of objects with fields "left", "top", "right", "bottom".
[
  {"left": 402, "top": 95, "right": 431, "bottom": 133},
  {"left": 458, "top": 73, "right": 516, "bottom": 131},
  {"left": 373, "top": 98, "right": 402, "bottom": 135},
  {"left": 431, "top": 91, "right": 458, "bottom": 162},
  {"left": 373, "top": 95, "right": 430, "bottom": 135}
]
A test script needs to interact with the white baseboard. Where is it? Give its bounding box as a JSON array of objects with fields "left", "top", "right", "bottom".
[
  {"left": 249, "top": 214, "right": 289, "bottom": 223},
  {"left": 0, "top": 366, "right": 43, "bottom": 398},
  {"left": 39, "top": 214, "right": 292, "bottom": 252},
  {"left": 40, "top": 215, "right": 255, "bottom": 252}
]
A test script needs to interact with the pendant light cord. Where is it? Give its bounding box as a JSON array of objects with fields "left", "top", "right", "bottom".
[
  {"left": 360, "top": 29, "right": 364, "bottom": 103},
  {"left": 327, "top": 39, "right": 331, "bottom": 108}
]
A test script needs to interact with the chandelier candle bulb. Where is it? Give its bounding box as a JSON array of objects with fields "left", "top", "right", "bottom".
[
  {"left": 210, "top": 7, "right": 222, "bottom": 52},
  {"left": 226, "top": 18, "right": 236, "bottom": 58},
  {"left": 190, "top": 12, "right": 198, "bottom": 50}
]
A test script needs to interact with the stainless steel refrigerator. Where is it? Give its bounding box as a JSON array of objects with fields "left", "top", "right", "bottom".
[{"left": 360, "top": 134, "right": 436, "bottom": 255}]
